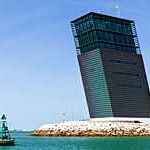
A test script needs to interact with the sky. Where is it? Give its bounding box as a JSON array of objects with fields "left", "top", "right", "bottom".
[{"left": 0, "top": 0, "right": 149, "bottom": 130}]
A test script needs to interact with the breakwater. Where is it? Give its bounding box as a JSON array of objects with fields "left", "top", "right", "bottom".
[{"left": 32, "top": 119, "right": 150, "bottom": 136}]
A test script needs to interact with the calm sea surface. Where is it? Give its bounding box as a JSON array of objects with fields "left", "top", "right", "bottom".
[{"left": 0, "top": 132, "right": 150, "bottom": 150}]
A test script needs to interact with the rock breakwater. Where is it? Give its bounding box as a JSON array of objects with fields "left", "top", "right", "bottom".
[{"left": 32, "top": 120, "right": 150, "bottom": 137}]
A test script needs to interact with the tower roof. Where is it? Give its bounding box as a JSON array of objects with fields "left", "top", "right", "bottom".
[{"left": 71, "top": 12, "right": 134, "bottom": 24}]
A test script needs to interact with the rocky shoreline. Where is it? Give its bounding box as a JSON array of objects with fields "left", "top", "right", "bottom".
[{"left": 32, "top": 119, "right": 150, "bottom": 137}]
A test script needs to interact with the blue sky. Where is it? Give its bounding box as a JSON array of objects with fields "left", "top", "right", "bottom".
[{"left": 0, "top": 0, "right": 149, "bottom": 130}]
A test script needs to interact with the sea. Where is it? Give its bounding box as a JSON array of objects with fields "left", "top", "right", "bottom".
[{"left": 1, "top": 132, "right": 150, "bottom": 150}]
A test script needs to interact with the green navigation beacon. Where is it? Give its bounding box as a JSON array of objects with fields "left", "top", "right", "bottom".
[{"left": 0, "top": 114, "right": 15, "bottom": 146}]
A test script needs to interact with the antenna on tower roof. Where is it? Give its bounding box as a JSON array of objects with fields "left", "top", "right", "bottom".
[
  {"left": 108, "top": 0, "right": 121, "bottom": 17},
  {"left": 115, "top": 3, "right": 121, "bottom": 17}
]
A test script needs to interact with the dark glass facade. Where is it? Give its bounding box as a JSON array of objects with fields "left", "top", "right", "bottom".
[{"left": 71, "top": 12, "right": 150, "bottom": 118}]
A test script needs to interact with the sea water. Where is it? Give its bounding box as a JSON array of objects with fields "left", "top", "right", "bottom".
[{"left": 1, "top": 132, "right": 150, "bottom": 150}]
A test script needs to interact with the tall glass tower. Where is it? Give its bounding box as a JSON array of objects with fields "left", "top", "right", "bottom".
[{"left": 71, "top": 12, "right": 150, "bottom": 118}]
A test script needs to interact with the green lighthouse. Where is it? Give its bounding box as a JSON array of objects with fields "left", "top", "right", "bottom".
[{"left": 0, "top": 114, "right": 15, "bottom": 146}]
